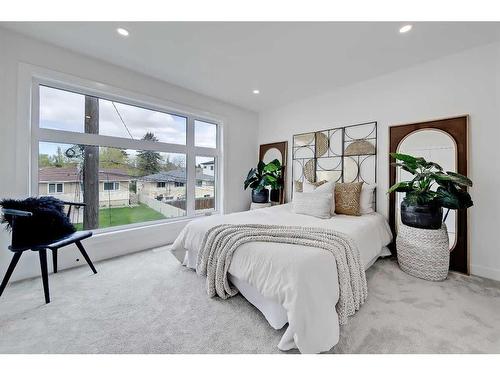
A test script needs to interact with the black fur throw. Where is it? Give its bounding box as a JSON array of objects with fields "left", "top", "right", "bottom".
[{"left": 0, "top": 197, "right": 76, "bottom": 248}]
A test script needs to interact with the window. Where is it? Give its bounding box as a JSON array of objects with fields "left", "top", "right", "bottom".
[
  {"left": 195, "top": 120, "right": 217, "bottom": 148},
  {"left": 40, "top": 86, "right": 187, "bottom": 145},
  {"left": 104, "top": 182, "right": 120, "bottom": 191},
  {"left": 195, "top": 156, "right": 216, "bottom": 211},
  {"left": 48, "top": 183, "right": 64, "bottom": 194},
  {"left": 36, "top": 83, "right": 220, "bottom": 231}
]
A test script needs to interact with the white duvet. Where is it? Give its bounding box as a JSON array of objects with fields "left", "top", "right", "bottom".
[{"left": 171, "top": 204, "right": 392, "bottom": 353}]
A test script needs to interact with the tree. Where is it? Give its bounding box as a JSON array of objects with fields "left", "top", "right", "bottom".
[
  {"left": 100, "top": 147, "right": 129, "bottom": 169},
  {"left": 39, "top": 154, "right": 51, "bottom": 167},
  {"left": 50, "top": 147, "right": 68, "bottom": 167},
  {"left": 136, "top": 132, "right": 162, "bottom": 175}
]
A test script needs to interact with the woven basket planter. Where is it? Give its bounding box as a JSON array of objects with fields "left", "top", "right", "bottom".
[{"left": 396, "top": 223, "right": 450, "bottom": 281}]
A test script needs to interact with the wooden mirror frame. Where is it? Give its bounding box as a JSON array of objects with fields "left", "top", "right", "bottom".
[
  {"left": 259, "top": 141, "right": 288, "bottom": 204},
  {"left": 389, "top": 115, "right": 469, "bottom": 274}
]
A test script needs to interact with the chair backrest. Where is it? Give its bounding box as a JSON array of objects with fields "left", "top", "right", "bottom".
[{"left": 1, "top": 208, "right": 33, "bottom": 250}]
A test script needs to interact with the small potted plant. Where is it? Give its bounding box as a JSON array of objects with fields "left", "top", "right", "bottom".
[
  {"left": 388, "top": 153, "right": 473, "bottom": 229},
  {"left": 244, "top": 159, "right": 283, "bottom": 203},
  {"left": 263, "top": 159, "right": 284, "bottom": 203}
]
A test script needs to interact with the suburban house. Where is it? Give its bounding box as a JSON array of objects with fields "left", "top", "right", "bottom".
[
  {"left": 137, "top": 168, "right": 214, "bottom": 202},
  {"left": 199, "top": 160, "right": 215, "bottom": 176},
  {"left": 38, "top": 166, "right": 132, "bottom": 208}
]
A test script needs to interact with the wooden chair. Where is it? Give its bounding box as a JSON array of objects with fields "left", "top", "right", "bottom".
[{"left": 0, "top": 202, "right": 97, "bottom": 304}]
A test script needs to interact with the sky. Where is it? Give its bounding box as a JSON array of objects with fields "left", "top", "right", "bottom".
[{"left": 39, "top": 85, "right": 217, "bottom": 149}]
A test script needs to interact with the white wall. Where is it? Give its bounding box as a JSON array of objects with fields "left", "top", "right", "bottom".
[
  {"left": 0, "top": 28, "right": 258, "bottom": 281},
  {"left": 259, "top": 42, "right": 500, "bottom": 280}
]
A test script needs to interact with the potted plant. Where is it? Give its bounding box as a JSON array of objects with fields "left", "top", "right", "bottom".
[
  {"left": 244, "top": 159, "right": 283, "bottom": 203},
  {"left": 388, "top": 153, "right": 473, "bottom": 229},
  {"left": 263, "top": 159, "right": 284, "bottom": 203}
]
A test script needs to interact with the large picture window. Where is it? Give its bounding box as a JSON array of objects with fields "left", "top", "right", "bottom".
[{"left": 35, "top": 83, "right": 220, "bottom": 231}]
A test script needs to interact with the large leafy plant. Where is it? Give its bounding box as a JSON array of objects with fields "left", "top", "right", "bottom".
[
  {"left": 244, "top": 159, "right": 283, "bottom": 192},
  {"left": 388, "top": 153, "right": 473, "bottom": 211}
]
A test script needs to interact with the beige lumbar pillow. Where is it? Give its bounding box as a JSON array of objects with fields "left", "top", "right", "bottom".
[{"left": 334, "top": 182, "right": 364, "bottom": 216}]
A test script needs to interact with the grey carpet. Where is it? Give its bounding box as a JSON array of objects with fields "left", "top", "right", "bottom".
[{"left": 0, "top": 248, "right": 499, "bottom": 354}]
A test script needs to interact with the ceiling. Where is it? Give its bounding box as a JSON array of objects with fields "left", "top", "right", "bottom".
[{"left": 3, "top": 22, "right": 500, "bottom": 112}]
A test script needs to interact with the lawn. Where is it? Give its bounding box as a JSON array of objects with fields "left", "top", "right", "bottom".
[{"left": 75, "top": 203, "right": 166, "bottom": 230}]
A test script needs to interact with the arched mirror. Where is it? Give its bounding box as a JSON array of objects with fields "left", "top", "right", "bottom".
[
  {"left": 396, "top": 129, "right": 458, "bottom": 250},
  {"left": 262, "top": 147, "right": 283, "bottom": 164},
  {"left": 389, "top": 116, "right": 469, "bottom": 274}
]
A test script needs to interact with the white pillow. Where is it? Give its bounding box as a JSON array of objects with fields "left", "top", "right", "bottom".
[
  {"left": 302, "top": 181, "right": 317, "bottom": 193},
  {"left": 301, "top": 180, "right": 336, "bottom": 215},
  {"left": 302, "top": 180, "right": 335, "bottom": 193},
  {"left": 292, "top": 192, "right": 332, "bottom": 219},
  {"left": 360, "top": 183, "right": 376, "bottom": 214},
  {"left": 314, "top": 180, "right": 335, "bottom": 193}
]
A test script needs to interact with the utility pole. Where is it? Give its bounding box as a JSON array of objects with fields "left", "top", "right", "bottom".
[{"left": 83, "top": 96, "right": 99, "bottom": 229}]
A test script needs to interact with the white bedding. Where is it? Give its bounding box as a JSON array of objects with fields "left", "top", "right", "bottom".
[{"left": 171, "top": 203, "right": 392, "bottom": 353}]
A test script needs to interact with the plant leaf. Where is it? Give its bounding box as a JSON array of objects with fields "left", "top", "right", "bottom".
[
  {"left": 391, "top": 162, "right": 417, "bottom": 175},
  {"left": 446, "top": 171, "right": 473, "bottom": 187},
  {"left": 388, "top": 181, "right": 413, "bottom": 194},
  {"left": 425, "top": 161, "right": 443, "bottom": 171},
  {"left": 390, "top": 153, "right": 419, "bottom": 164},
  {"left": 257, "top": 160, "right": 266, "bottom": 174}
]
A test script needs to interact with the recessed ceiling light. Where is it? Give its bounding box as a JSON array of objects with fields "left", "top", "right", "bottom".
[
  {"left": 252, "top": 89, "right": 260, "bottom": 94},
  {"left": 399, "top": 24, "right": 413, "bottom": 34},
  {"left": 116, "top": 28, "right": 129, "bottom": 37}
]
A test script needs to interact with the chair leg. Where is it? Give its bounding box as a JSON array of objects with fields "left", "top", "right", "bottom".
[
  {"left": 0, "top": 252, "right": 23, "bottom": 298},
  {"left": 38, "top": 249, "right": 50, "bottom": 304},
  {"left": 52, "top": 249, "right": 58, "bottom": 273},
  {"left": 75, "top": 241, "right": 97, "bottom": 274}
]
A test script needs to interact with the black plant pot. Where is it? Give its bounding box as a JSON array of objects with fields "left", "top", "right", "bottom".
[
  {"left": 270, "top": 189, "right": 280, "bottom": 203},
  {"left": 401, "top": 201, "right": 443, "bottom": 229},
  {"left": 252, "top": 189, "right": 269, "bottom": 203}
]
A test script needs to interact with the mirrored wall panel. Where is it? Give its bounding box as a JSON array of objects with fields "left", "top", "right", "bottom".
[{"left": 292, "top": 121, "right": 377, "bottom": 195}]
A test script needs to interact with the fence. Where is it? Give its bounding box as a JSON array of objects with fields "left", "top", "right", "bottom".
[
  {"left": 166, "top": 197, "right": 215, "bottom": 211},
  {"left": 138, "top": 194, "right": 186, "bottom": 218}
]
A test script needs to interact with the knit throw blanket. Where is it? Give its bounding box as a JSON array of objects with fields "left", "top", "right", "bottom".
[{"left": 196, "top": 224, "right": 367, "bottom": 325}]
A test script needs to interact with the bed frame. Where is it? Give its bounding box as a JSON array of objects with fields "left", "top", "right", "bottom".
[{"left": 292, "top": 121, "right": 377, "bottom": 206}]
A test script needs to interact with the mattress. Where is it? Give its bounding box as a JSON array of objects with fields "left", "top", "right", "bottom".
[
  {"left": 171, "top": 203, "right": 393, "bottom": 353},
  {"left": 229, "top": 245, "right": 391, "bottom": 330}
]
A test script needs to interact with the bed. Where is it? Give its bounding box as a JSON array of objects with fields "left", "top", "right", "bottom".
[{"left": 171, "top": 203, "right": 392, "bottom": 353}]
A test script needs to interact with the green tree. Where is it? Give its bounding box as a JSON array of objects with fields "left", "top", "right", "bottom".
[
  {"left": 50, "top": 146, "right": 68, "bottom": 167},
  {"left": 100, "top": 147, "right": 129, "bottom": 169},
  {"left": 39, "top": 154, "right": 51, "bottom": 167},
  {"left": 136, "top": 132, "right": 162, "bottom": 175}
]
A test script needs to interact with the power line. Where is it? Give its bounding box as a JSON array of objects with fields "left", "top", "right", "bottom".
[{"left": 112, "top": 102, "right": 134, "bottom": 140}]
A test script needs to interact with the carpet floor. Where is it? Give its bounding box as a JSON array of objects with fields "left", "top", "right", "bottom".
[{"left": 0, "top": 248, "right": 499, "bottom": 354}]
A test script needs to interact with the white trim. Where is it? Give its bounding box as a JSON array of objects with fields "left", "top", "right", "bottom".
[
  {"left": 21, "top": 63, "right": 223, "bottom": 233},
  {"left": 470, "top": 264, "right": 500, "bottom": 282}
]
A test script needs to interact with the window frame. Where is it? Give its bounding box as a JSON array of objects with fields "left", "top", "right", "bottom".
[
  {"left": 31, "top": 75, "right": 223, "bottom": 233},
  {"left": 103, "top": 181, "right": 120, "bottom": 191},
  {"left": 48, "top": 182, "right": 64, "bottom": 194}
]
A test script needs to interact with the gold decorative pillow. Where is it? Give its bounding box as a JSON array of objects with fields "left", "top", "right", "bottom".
[{"left": 334, "top": 182, "right": 364, "bottom": 216}]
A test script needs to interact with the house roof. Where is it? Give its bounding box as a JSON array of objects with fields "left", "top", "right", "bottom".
[
  {"left": 140, "top": 168, "right": 214, "bottom": 183},
  {"left": 39, "top": 167, "right": 131, "bottom": 183}
]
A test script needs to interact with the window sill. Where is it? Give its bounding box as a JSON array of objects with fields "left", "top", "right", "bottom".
[{"left": 90, "top": 211, "right": 220, "bottom": 237}]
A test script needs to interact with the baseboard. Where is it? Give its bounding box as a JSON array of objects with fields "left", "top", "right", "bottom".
[{"left": 471, "top": 264, "right": 500, "bottom": 282}]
